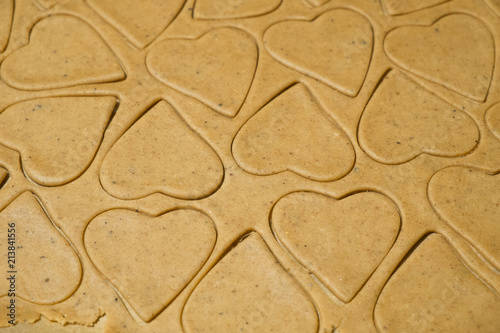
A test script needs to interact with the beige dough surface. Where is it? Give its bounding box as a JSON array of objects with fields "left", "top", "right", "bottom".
[{"left": 0, "top": 0, "right": 499, "bottom": 332}]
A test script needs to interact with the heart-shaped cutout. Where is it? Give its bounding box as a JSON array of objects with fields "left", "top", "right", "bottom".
[
  {"left": 0, "top": 192, "right": 82, "bottom": 304},
  {"left": 0, "top": 0, "right": 13, "bottom": 53},
  {"left": 86, "top": 0, "right": 185, "bottom": 49},
  {"left": 182, "top": 232, "right": 318, "bottom": 333},
  {"left": 1, "top": 15, "right": 125, "bottom": 90},
  {"left": 146, "top": 27, "right": 257, "bottom": 117},
  {"left": 381, "top": 0, "right": 449, "bottom": 15},
  {"left": 84, "top": 208, "right": 216, "bottom": 322},
  {"left": 271, "top": 191, "right": 400, "bottom": 302},
  {"left": 232, "top": 83, "right": 355, "bottom": 181},
  {"left": 264, "top": 9, "right": 373, "bottom": 97},
  {"left": 375, "top": 234, "right": 500, "bottom": 332},
  {"left": 100, "top": 101, "right": 223, "bottom": 200},
  {"left": 194, "top": 0, "right": 281, "bottom": 19},
  {"left": 428, "top": 167, "right": 500, "bottom": 270},
  {"left": 358, "top": 70, "right": 479, "bottom": 164},
  {"left": 0, "top": 96, "right": 117, "bottom": 186},
  {"left": 384, "top": 14, "right": 495, "bottom": 102},
  {"left": 485, "top": 103, "right": 500, "bottom": 141}
]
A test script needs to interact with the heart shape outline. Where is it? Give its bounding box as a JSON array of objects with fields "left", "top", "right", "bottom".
[
  {"left": 263, "top": 9, "right": 374, "bottom": 97},
  {"left": 0, "top": 96, "right": 118, "bottom": 186},
  {"left": 84, "top": 208, "right": 217, "bottom": 323},
  {"left": 146, "top": 27, "right": 258, "bottom": 117},
  {"left": 270, "top": 190, "right": 401, "bottom": 303},
  {"left": 384, "top": 13, "right": 495, "bottom": 102},
  {"left": 0, "top": 15, "right": 126, "bottom": 91},
  {"left": 357, "top": 70, "right": 479, "bottom": 164},
  {"left": 100, "top": 100, "right": 224, "bottom": 200},
  {"left": 232, "top": 83, "right": 355, "bottom": 181}
]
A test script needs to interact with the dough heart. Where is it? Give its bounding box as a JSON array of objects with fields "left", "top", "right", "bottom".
[
  {"left": 271, "top": 191, "right": 400, "bottom": 302},
  {"left": 264, "top": 9, "right": 373, "bottom": 97},
  {"left": 100, "top": 101, "right": 223, "bottom": 200},
  {"left": 1, "top": 15, "right": 125, "bottom": 90},
  {"left": 84, "top": 209, "right": 216, "bottom": 322},
  {"left": 0, "top": 96, "right": 117, "bottom": 186},
  {"left": 384, "top": 14, "right": 495, "bottom": 102},
  {"left": 147, "top": 27, "right": 257, "bottom": 117},
  {"left": 232, "top": 83, "right": 355, "bottom": 181},
  {"left": 358, "top": 70, "right": 479, "bottom": 164}
]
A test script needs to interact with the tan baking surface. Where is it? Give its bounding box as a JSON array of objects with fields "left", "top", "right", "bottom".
[{"left": 0, "top": 0, "right": 499, "bottom": 332}]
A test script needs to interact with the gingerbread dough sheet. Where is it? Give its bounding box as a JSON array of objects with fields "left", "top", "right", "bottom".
[{"left": 0, "top": 0, "right": 499, "bottom": 332}]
